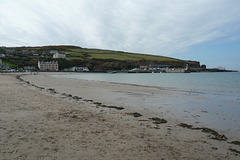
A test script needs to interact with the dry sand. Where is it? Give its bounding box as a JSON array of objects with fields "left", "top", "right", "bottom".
[{"left": 0, "top": 73, "right": 240, "bottom": 160}]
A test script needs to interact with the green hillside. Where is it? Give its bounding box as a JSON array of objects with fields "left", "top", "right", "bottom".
[
  {"left": 66, "top": 47, "right": 180, "bottom": 62},
  {"left": 1, "top": 45, "right": 200, "bottom": 71}
]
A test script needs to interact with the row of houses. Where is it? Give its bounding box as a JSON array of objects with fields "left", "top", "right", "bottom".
[
  {"left": 139, "top": 65, "right": 171, "bottom": 71},
  {"left": 22, "top": 50, "right": 38, "bottom": 55},
  {"left": 6, "top": 49, "right": 40, "bottom": 55},
  {"left": 0, "top": 59, "right": 93, "bottom": 72},
  {"left": 129, "top": 64, "right": 189, "bottom": 73},
  {"left": 64, "top": 67, "right": 89, "bottom": 72},
  {"left": 6, "top": 49, "right": 16, "bottom": 54},
  {"left": 6, "top": 49, "right": 67, "bottom": 58},
  {"left": 38, "top": 61, "right": 90, "bottom": 72}
]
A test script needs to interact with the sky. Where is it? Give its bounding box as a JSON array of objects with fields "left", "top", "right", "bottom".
[{"left": 0, "top": 0, "right": 240, "bottom": 70}]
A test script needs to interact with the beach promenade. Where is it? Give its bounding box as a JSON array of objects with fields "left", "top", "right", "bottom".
[{"left": 0, "top": 73, "right": 239, "bottom": 159}]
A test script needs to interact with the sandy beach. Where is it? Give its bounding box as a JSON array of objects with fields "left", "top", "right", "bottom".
[{"left": 0, "top": 73, "right": 239, "bottom": 159}]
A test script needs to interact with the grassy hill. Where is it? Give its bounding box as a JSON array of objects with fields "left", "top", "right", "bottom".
[
  {"left": 1, "top": 45, "right": 200, "bottom": 71},
  {"left": 66, "top": 47, "right": 180, "bottom": 61}
]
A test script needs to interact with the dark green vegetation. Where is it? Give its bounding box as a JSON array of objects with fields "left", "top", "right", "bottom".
[
  {"left": 0, "top": 47, "right": 6, "bottom": 54},
  {"left": 1, "top": 45, "right": 200, "bottom": 71}
]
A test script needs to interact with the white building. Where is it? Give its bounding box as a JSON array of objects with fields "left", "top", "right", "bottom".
[
  {"left": 148, "top": 65, "right": 169, "bottom": 70},
  {"left": 140, "top": 66, "right": 148, "bottom": 70},
  {"left": 217, "top": 67, "right": 226, "bottom": 70},
  {"left": 0, "top": 54, "right": 5, "bottom": 57},
  {"left": 75, "top": 67, "right": 89, "bottom": 72},
  {"left": 53, "top": 52, "right": 66, "bottom": 59},
  {"left": 38, "top": 61, "right": 58, "bottom": 71},
  {"left": 67, "top": 67, "right": 89, "bottom": 72}
]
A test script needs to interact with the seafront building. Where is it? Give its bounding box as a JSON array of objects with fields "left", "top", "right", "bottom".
[
  {"left": 135, "top": 64, "right": 188, "bottom": 73},
  {"left": 63, "top": 66, "right": 89, "bottom": 72},
  {"left": 24, "top": 66, "right": 37, "bottom": 72},
  {"left": 38, "top": 61, "right": 58, "bottom": 71},
  {"left": 148, "top": 65, "right": 170, "bottom": 70},
  {"left": 74, "top": 67, "right": 89, "bottom": 72}
]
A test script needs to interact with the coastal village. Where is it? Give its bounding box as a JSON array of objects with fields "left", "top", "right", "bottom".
[
  {"left": 0, "top": 47, "right": 239, "bottom": 160},
  {"left": 2, "top": 1, "right": 240, "bottom": 159},
  {"left": 0, "top": 46, "right": 236, "bottom": 73}
]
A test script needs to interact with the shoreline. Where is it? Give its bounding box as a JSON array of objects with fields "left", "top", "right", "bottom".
[
  {"left": 1, "top": 73, "right": 240, "bottom": 159},
  {"left": 0, "top": 68, "right": 238, "bottom": 74},
  {"left": 25, "top": 72, "right": 240, "bottom": 139}
]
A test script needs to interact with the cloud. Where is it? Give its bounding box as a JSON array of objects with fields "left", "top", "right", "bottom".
[{"left": 0, "top": 0, "right": 240, "bottom": 56}]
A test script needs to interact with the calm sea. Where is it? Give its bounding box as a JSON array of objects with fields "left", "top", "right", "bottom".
[
  {"left": 58, "top": 72, "right": 239, "bottom": 92},
  {"left": 53, "top": 72, "right": 240, "bottom": 138}
]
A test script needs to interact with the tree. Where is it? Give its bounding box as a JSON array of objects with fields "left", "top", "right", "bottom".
[{"left": 0, "top": 47, "right": 6, "bottom": 54}]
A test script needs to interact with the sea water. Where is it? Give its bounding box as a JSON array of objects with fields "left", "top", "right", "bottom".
[
  {"left": 55, "top": 72, "right": 240, "bottom": 102},
  {"left": 53, "top": 72, "right": 240, "bottom": 138}
]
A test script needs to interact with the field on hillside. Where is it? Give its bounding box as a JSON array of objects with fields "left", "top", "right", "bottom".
[
  {"left": 4, "top": 46, "right": 181, "bottom": 62},
  {"left": 67, "top": 48, "right": 181, "bottom": 62}
]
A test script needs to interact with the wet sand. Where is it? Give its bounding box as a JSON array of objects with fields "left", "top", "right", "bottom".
[
  {"left": 25, "top": 72, "right": 240, "bottom": 139},
  {"left": 0, "top": 73, "right": 240, "bottom": 159}
]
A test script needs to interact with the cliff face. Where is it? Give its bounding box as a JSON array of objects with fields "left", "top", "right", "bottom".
[
  {"left": 136, "top": 60, "right": 200, "bottom": 68},
  {"left": 185, "top": 61, "right": 201, "bottom": 68}
]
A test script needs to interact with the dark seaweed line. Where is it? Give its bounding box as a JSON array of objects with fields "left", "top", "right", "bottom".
[
  {"left": 178, "top": 122, "right": 240, "bottom": 154},
  {"left": 16, "top": 75, "right": 168, "bottom": 125},
  {"left": 178, "top": 123, "right": 227, "bottom": 141},
  {"left": 16, "top": 75, "right": 125, "bottom": 111}
]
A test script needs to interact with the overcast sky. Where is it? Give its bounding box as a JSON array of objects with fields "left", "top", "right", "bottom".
[{"left": 0, "top": 0, "right": 240, "bottom": 70}]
